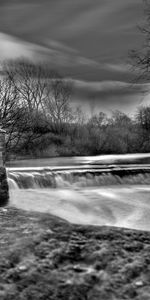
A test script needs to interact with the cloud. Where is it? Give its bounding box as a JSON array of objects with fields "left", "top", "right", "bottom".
[
  {"left": 44, "top": 39, "right": 78, "bottom": 54},
  {"left": 0, "top": 1, "right": 147, "bottom": 115},
  {"left": 71, "top": 79, "right": 149, "bottom": 96},
  {"left": 57, "top": 0, "right": 143, "bottom": 39},
  {"left": 0, "top": 1, "right": 144, "bottom": 82},
  {"left": 0, "top": 32, "right": 98, "bottom": 66},
  {"left": 69, "top": 79, "right": 150, "bottom": 115},
  {"left": 0, "top": 33, "right": 139, "bottom": 86},
  {"left": 105, "top": 63, "right": 131, "bottom": 73},
  {"left": 0, "top": 33, "right": 134, "bottom": 84},
  {"left": 0, "top": 33, "right": 34, "bottom": 60}
]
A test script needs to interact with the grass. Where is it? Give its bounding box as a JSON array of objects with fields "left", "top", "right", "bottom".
[{"left": 0, "top": 206, "right": 150, "bottom": 299}]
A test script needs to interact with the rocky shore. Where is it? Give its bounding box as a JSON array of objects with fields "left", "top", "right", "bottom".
[
  {"left": 0, "top": 167, "right": 9, "bottom": 206},
  {"left": 0, "top": 207, "right": 150, "bottom": 299}
]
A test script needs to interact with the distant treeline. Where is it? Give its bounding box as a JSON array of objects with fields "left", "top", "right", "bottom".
[{"left": 1, "top": 60, "right": 150, "bottom": 159}]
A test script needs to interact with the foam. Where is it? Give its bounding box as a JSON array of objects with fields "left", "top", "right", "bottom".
[{"left": 9, "top": 186, "right": 150, "bottom": 231}]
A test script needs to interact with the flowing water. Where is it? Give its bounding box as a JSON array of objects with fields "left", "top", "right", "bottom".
[{"left": 7, "top": 154, "right": 150, "bottom": 231}]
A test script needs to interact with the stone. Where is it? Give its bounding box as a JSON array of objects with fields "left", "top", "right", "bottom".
[
  {"left": 18, "top": 265, "right": 28, "bottom": 272},
  {"left": 135, "top": 281, "right": 143, "bottom": 287}
]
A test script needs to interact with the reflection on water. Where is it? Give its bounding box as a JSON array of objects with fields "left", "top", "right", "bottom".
[
  {"left": 6, "top": 153, "right": 150, "bottom": 168},
  {"left": 7, "top": 153, "right": 150, "bottom": 232}
]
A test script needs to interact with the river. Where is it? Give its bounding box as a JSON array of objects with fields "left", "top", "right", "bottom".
[{"left": 6, "top": 153, "right": 150, "bottom": 231}]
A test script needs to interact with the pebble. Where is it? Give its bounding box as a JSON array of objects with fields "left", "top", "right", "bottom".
[
  {"left": 135, "top": 281, "right": 143, "bottom": 287},
  {"left": 18, "top": 265, "right": 28, "bottom": 272},
  {"left": 73, "top": 265, "right": 86, "bottom": 272},
  {"left": 65, "top": 279, "right": 73, "bottom": 285},
  {"left": 46, "top": 229, "right": 53, "bottom": 234},
  {"left": 0, "top": 208, "right": 7, "bottom": 213}
]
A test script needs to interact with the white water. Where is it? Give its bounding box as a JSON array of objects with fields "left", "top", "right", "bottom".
[
  {"left": 9, "top": 186, "right": 150, "bottom": 231},
  {"left": 7, "top": 154, "right": 150, "bottom": 231}
]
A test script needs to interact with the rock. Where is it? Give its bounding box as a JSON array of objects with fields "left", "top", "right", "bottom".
[
  {"left": 46, "top": 229, "right": 53, "bottom": 234},
  {"left": 135, "top": 280, "right": 143, "bottom": 287},
  {"left": 0, "top": 208, "right": 7, "bottom": 213},
  {"left": 98, "top": 270, "right": 109, "bottom": 281},
  {"left": 18, "top": 265, "right": 28, "bottom": 272},
  {"left": 65, "top": 279, "right": 73, "bottom": 285},
  {"left": 72, "top": 264, "right": 87, "bottom": 272}
]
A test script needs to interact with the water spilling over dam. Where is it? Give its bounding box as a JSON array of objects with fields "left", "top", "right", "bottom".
[
  {"left": 8, "top": 165, "right": 150, "bottom": 189},
  {"left": 7, "top": 154, "right": 150, "bottom": 231}
]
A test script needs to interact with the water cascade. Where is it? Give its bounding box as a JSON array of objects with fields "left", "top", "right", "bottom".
[
  {"left": 8, "top": 165, "right": 150, "bottom": 189},
  {"left": 7, "top": 155, "right": 150, "bottom": 231}
]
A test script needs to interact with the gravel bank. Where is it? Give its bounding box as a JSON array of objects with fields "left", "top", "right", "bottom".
[{"left": 0, "top": 207, "right": 150, "bottom": 299}]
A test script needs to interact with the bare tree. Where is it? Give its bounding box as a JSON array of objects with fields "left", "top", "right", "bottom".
[
  {"left": 130, "top": 0, "right": 150, "bottom": 82},
  {"left": 1, "top": 60, "right": 75, "bottom": 155},
  {"left": 110, "top": 111, "right": 132, "bottom": 127},
  {"left": 0, "top": 61, "right": 50, "bottom": 154},
  {"left": 3, "top": 60, "right": 49, "bottom": 123},
  {"left": 88, "top": 112, "right": 107, "bottom": 128},
  {"left": 44, "top": 77, "right": 74, "bottom": 132},
  {"left": 0, "top": 74, "right": 27, "bottom": 152},
  {"left": 3, "top": 60, "right": 74, "bottom": 130}
]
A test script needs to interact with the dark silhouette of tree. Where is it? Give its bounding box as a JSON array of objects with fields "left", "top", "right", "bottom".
[
  {"left": 0, "top": 73, "right": 27, "bottom": 152},
  {"left": 130, "top": 0, "right": 150, "bottom": 82},
  {"left": 1, "top": 60, "right": 76, "bottom": 155}
]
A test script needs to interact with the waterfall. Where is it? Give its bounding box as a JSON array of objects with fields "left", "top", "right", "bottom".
[
  {"left": 7, "top": 162, "right": 150, "bottom": 231},
  {"left": 7, "top": 165, "right": 150, "bottom": 189}
]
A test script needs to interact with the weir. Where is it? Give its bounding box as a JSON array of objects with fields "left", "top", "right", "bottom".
[
  {"left": 7, "top": 165, "right": 150, "bottom": 189},
  {"left": 8, "top": 158, "right": 150, "bottom": 231}
]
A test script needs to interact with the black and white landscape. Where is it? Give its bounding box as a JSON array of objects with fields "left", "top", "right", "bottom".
[{"left": 1, "top": 1, "right": 150, "bottom": 299}]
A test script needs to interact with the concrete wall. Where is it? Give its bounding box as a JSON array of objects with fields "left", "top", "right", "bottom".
[{"left": 0, "top": 167, "right": 9, "bottom": 206}]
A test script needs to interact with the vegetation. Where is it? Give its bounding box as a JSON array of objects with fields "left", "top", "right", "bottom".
[
  {"left": 1, "top": 45, "right": 150, "bottom": 159},
  {"left": 130, "top": 0, "right": 150, "bottom": 83},
  {"left": 1, "top": 60, "right": 150, "bottom": 159}
]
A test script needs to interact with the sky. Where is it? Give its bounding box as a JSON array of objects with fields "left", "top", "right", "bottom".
[{"left": 0, "top": 0, "right": 149, "bottom": 116}]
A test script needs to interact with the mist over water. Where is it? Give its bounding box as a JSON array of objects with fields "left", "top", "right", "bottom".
[{"left": 7, "top": 154, "right": 150, "bottom": 231}]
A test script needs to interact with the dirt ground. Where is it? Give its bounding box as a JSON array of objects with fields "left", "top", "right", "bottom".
[{"left": 0, "top": 206, "right": 150, "bottom": 299}]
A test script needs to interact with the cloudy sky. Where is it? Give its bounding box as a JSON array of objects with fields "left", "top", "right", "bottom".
[{"left": 0, "top": 0, "right": 148, "bottom": 115}]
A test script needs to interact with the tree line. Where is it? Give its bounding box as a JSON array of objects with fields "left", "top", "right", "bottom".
[{"left": 1, "top": 60, "right": 150, "bottom": 159}]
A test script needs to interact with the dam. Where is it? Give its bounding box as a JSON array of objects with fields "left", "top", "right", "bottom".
[{"left": 6, "top": 154, "right": 150, "bottom": 232}]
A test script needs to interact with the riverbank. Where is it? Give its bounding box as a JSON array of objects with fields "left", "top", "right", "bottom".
[{"left": 0, "top": 207, "right": 150, "bottom": 299}]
